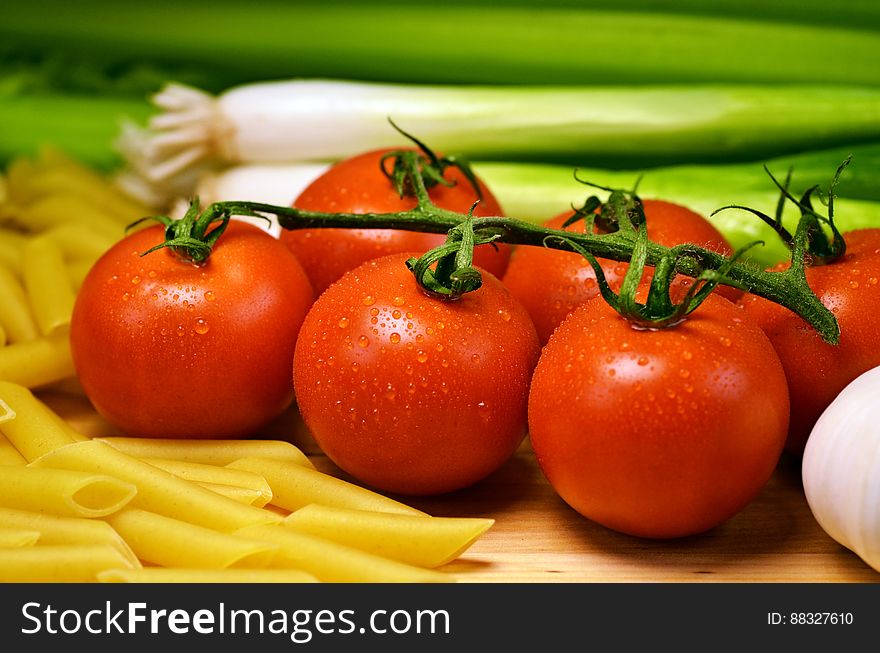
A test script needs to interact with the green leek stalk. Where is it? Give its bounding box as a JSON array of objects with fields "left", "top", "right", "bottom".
[
  {"left": 4, "top": 2, "right": 880, "bottom": 89},
  {"left": 0, "top": 94, "right": 153, "bottom": 169}
]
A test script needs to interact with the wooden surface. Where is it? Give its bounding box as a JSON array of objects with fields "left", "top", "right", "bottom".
[{"left": 44, "top": 390, "right": 879, "bottom": 583}]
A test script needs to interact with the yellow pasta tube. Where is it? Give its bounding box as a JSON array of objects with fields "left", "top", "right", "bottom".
[
  {"left": 22, "top": 236, "right": 76, "bottom": 337},
  {"left": 0, "top": 544, "right": 135, "bottom": 582},
  {"left": 106, "top": 508, "right": 278, "bottom": 570},
  {"left": 198, "top": 483, "right": 267, "bottom": 507},
  {"left": 283, "top": 505, "right": 493, "bottom": 568},
  {"left": 227, "top": 457, "right": 426, "bottom": 517},
  {"left": 143, "top": 457, "right": 273, "bottom": 507},
  {"left": 0, "top": 506, "right": 139, "bottom": 567},
  {"left": 0, "top": 230, "right": 25, "bottom": 272},
  {"left": 0, "top": 381, "right": 77, "bottom": 460},
  {"left": 99, "top": 437, "right": 314, "bottom": 469},
  {"left": 237, "top": 524, "right": 451, "bottom": 583},
  {"left": 42, "top": 222, "right": 117, "bottom": 262},
  {"left": 31, "top": 440, "right": 281, "bottom": 531},
  {"left": 67, "top": 259, "right": 94, "bottom": 291},
  {"left": 0, "top": 262, "right": 39, "bottom": 343},
  {"left": 98, "top": 568, "right": 319, "bottom": 583},
  {"left": 0, "top": 432, "right": 26, "bottom": 466},
  {"left": 0, "top": 334, "right": 75, "bottom": 388},
  {"left": 0, "top": 528, "right": 39, "bottom": 548},
  {"left": 20, "top": 195, "right": 125, "bottom": 238},
  {"left": 0, "top": 466, "right": 136, "bottom": 518}
]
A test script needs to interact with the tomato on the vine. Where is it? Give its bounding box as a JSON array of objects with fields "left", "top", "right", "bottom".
[
  {"left": 739, "top": 228, "right": 880, "bottom": 455},
  {"left": 280, "top": 148, "right": 511, "bottom": 295},
  {"left": 293, "top": 252, "right": 540, "bottom": 495},
  {"left": 503, "top": 199, "right": 736, "bottom": 344},
  {"left": 528, "top": 291, "right": 789, "bottom": 539},
  {"left": 70, "top": 220, "right": 315, "bottom": 439}
]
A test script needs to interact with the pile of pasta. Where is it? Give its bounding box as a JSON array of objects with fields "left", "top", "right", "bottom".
[
  {"left": 0, "top": 153, "right": 492, "bottom": 583},
  {"left": 0, "top": 381, "right": 493, "bottom": 582},
  {"left": 0, "top": 149, "right": 147, "bottom": 390}
]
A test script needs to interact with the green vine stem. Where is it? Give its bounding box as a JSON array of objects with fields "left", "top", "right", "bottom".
[{"left": 169, "top": 148, "right": 840, "bottom": 344}]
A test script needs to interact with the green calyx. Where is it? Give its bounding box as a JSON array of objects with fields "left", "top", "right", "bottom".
[
  {"left": 380, "top": 119, "right": 483, "bottom": 203},
  {"left": 713, "top": 157, "right": 850, "bottom": 266},
  {"left": 406, "top": 203, "right": 500, "bottom": 300},
  {"left": 548, "top": 186, "right": 755, "bottom": 329},
  {"left": 130, "top": 197, "right": 267, "bottom": 264}
]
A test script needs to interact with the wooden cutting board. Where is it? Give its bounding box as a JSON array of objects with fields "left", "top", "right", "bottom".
[{"left": 43, "top": 390, "right": 878, "bottom": 583}]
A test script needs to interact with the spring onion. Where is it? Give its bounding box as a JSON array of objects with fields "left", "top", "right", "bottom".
[{"left": 118, "top": 79, "right": 880, "bottom": 201}]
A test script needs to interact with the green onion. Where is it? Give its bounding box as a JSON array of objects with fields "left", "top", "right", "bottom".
[
  {"left": 119, "top": 79, "right": 880, "bottom": 203},
  {"left": 4, "top": 2, "right": 880, "bottom": 89}
]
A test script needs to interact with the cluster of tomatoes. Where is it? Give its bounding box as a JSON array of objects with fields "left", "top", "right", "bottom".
[{"left": 70, "top": 148, "right": 880, "bottom": 539}]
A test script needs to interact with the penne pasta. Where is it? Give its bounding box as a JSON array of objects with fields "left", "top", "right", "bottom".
[
  {"left": 20, "top": 195, "right": 125, "bottom": 239},
  {"left": 105, "top": 508, "right": 278, "bottom": 570},
  {"left": 198, "top": 482, "right": 268, "bottom": 507},
  {"left": 236, "top": 524, "right": 452, "bottom": 583},
  {"left": 0, "top": 466, "right": 136, "bottom": 518},
  {"left": 99, "top": 436, "right": 314, "bottom": 469},
  {"left": 0, "top": 432, "right": 26, "bottom": 466},
  {"left": 30, "top": 440, "right": 282, "bottom": 531},
  {"left": 0, "top": 506, "right": 139, "bottom": 567},
  {"left": 283, "top": 505, "right": 494, "bottom": 568},
  {"left": 0, "top": 334, "right": 75, "bottom": 389},
  {"left": 142, "top": 457, "right": 273, "bottom": 507},
  {"left": 0, "top": 544, "right": 136, "bottom": 582},
  {"left": 0, "top": 262, "right": 39, "bottom": 344},
  {"left": 22, "top": 236, "right": 76, "bottom": 337},
  {"left": 67, "top": 259, "right": 95, "bottom": 292},
  {"left": 41, "top": 222, "right": 117, "bottom": 263},
  {"left": 0, "top": 381, "right": 78, "bottom": 461},
  {"left": 0, "top": 528, "right": 40, "bottom": 548},
  {"left": 0, "top": 230, "right": 26, "bottom": 273},
  {"left": 98, "top": 568, "right": 319, "bottom": 584},
  {"left": 227, "top": 457, "right": 426, "bottom": 517}
]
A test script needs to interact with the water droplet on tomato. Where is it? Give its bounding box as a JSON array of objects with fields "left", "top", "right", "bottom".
[
  {"left": 607, "top": 369, "right": 616, "bottom": 377},
  {"left": 679, "top": 368, "right": 690, "bottom": 378},
  {"left": 148, "top": 270, "right": 157, "bottom": 279},
  {"left": 392, "top": 296, "right": 406, "bottom": 307},
  {"left": 619, "top": 342, "right": 630, "bottom": 351},
  {"left": 338, "top": 317, "right": 350, "bottom": 329},
  {"left": 194, "top": 319, "right": 209, "bottom": 335},
  {"left": 869, "top": 277, "right": 878, "bottom": 286},
  {"left": 416, "top": 350, "right": 429, "bottom": 363},
  {"left": 471, "top": 354, "right": 480, "bottom": 364},
  {"left": 436, "top": 343, "right": 444, "bottom": 352},
  {"left": 204, "top": 290, "right": 215, "bottom": 302},
  {"left": 131, "top": 276, "right": 141, "bottom": 285},
  {"left": 389, "top": 333, "right": 401, "bottom": 344},
  {"left": 392, "top": 309, "right": 402, "bottom": 319},
  {"left": 849, "top": 280, "right": 860, "bottom": 289},
  {"left": 362, "top": 295, "right": 376, "bottom": 306},
  {"left": 720, "top": 337, "right": 731, "bottom": 347},
  {"left": 122, "top": 292, "right": 130, "bottom": 301},
  {"left": 357, "top": 336, "right": 370, "bottom": 348},
  {"left": 176, "top": 325, "right": 185, "bottom": 336},
  {"left": 637, "top": 356, "right": 649, "bottom": 366},
  {"left": 682, "top": 350, "right": 693, "bottom": 360},
  {"left": 498, "top": 309, "right": 511, "bottom": 322}
]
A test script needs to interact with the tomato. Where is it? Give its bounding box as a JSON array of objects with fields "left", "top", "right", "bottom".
[
  {"left": 528, "top": 292, "right": 789, "bottom": 539},
  {"left": 280, "top": 148, "right": 511, "bottom": 295},
  {"left": 293, "top": 253, "right": 540, "bottom": 495},
  {"left": 70, "top": 220, "right": 314, "bottom": 439},
  {"left": 502, "top": 199, "right": 736, "bottom": 344},
  {"left": 739, "top": 228, "right": 880, "bottom": 455}
]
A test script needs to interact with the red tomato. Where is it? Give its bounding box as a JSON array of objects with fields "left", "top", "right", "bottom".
[
  {"left": 739, "top": 228, "right": 880, "bottom": 455},
  {"left": 70, "top": 220, "right": 314, "bottom": 439},
  {"left": 280, "top": 148, "right": 510, "bottom": 295},
  {"left": 528, "top": 292, "right": 789, "bottom": 538},
  {"left": 293, "top": 253, "right": 540, "bottom": 495},
  {"left": 503, "top": 199, "right": 736, "bottom": 344}
]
